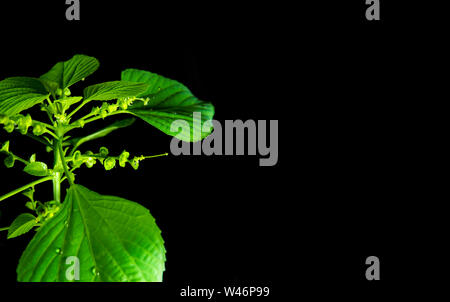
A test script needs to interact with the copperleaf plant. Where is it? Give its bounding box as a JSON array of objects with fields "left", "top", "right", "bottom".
[{"left": 0, "top": 54, "right": 215, "bottom": 282}]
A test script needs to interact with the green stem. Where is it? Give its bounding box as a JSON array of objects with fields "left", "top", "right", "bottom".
[
  {"left": 0, "top": 176, "right": 53, "bottom": 203},
  {"left": 52, "top": 140, "right": 61, "bottom": 203},
  {"left": 25, "top": 133, "right": 52, "bottom": 147},
  {"left": 0, "top": 227, "right": 9, "bottom": 232},
  {"left": 57, "top": 139, "right": 74, "bottom": 186},
  {"left": 82, "top": 110, "right": 129, "bottom": 125},
  {"left": 67, "top": 100, "right": 90, "bottom": 119}
]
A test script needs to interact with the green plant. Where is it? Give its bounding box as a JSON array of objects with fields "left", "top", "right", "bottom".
[{"left": 0, "top": 54, "right": 215, "bottom": 281}]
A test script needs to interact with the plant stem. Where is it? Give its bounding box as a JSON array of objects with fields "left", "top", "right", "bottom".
[
  {"left": 83, "top": 110, "right": 129, "bottom": 125},
  {"left": 0, "top": 227, "right": 9, "bottom": 232},
  {"left": 52, "top": 140, "right": 61, "bottom": 203},
  {"left": 0, "top": 176, "right": 53, "bottom": 203},
  {"left": 57, "top": 140, "right": 74, "bottom": 186},
  {"left": 67, "top": 100, "right": 90, "bottom": 119},
  {"left": 25, "top": 133, "right": 52, "bottom": 147}
]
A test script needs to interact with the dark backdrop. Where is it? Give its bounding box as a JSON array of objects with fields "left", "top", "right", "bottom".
[{"left": 0, "top": 0, "right": 445, "bottom": 299}]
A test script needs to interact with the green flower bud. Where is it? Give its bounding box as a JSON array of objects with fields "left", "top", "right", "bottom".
[
  {"left": 119, "top": 150, "right": 130, "bottom": 167},
  {"left": 0, "top": 114, "right": 9, "bottom": 124},
  {"left": 84, "top": 151, "right": 96, "bottom": 168},
  {"left": 32, "top": 123, "right": 46, "bottom": 136},
  {"left": 29, "top": 153, "right": 36, "bottom": 163},
  {"left": 104, "top": 157, "right": 116, "bottom": 171},
  {"left": 15, "top": 114, "right": 32, "bottom": 134},
  {"left": 130, "top": 156, "right": 140, "bottom": 170},
  {"left": 91, "top": 106, "right": 101, "bottom": 115},
  {"left": 74, "top": 119, "right": 85, "bottom": 128},
  {"left": 72, "top": 150, "right": 83, "bottom": 167},
  {"left": 99, "top": 147, "right": 109, "bottom": 157},
  {"left": 3, "top": 121, "right": 15, "bottom": 133},
  {"left": 0, "top": 141, "right": 9, "bottom": 153},
  {"left": 56, "top": 88, "right": 63, "bottom": 97},
  {"left": 4, "top": 155, "right": 15, "bottom": 168},
  {"left": 107, "top": 104, "right": 119, "bottom": 114},
  {"left": 54, "top": 114, "right": 68, "bottom": 124},
  {"left": 118, "top": 98, "right": 128, "bottom": 110},
  {"left": 100, "top": 109, "right": 108, "bottom": 119},
  {"left": 64, "top": 87, "right": 71, "bottom": 96}
]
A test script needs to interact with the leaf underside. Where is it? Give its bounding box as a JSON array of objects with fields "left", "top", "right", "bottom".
[
  {"left": 17, "top": 184, "right": 166, "bottom": 282},
  {"left": 121, "top": 69, "right": 215, "bottom": 142}
]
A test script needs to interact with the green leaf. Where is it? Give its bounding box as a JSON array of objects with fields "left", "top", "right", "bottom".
[
  {"left": 57, "top": 96, "right": 83, "bottom": 112},
  {"left": 121, "top": 69, "right": 215, "bottom": 142},
  {"left": 68, "top": 118, "right": 136, "bottom": 150},
  {"left": 84, "top": 81, "right": 149, "bottom": 101},
  {"left": 23, "top": 162, "right": 48, "bottom": 177},
  {"left": 0, "top": 77, "right": 50, "bottom": 116},
  {"left": 17, "top": 184, "right": 166, "bottom": 282},
  {"left": 40, "top": 55, "right": 99, "bottom": 93},
  {"left": 7, "top": 213, "right": 37, "bottom": 239}
]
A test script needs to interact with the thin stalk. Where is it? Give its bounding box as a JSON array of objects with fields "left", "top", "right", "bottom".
[
  {"left": 82, "top": 110, "right": 130, "bottom": 125},
  {"left": 57, "top": 140, "right": 74, "bottom": 186},
  {"left": 0, "top": 176, "right": 53, "bottom": 203},
  {"left": 52, "top": 140, "right": 61, "bottom": 203},
  {"left": 67, "top": 100, "right": 90, "bottom": 119},
  {"left": 25, "top": 133, "right": 52, "bottom": 147}
]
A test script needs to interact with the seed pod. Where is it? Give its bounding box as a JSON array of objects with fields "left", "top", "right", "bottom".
[
  {"left": 3, "top": 121, "right": 15, "bottom": 133},
  {"left": 130, "top": 156, "right": 140, "bottom": 170},
  {"left": 119, "top": 150, "right": 130, "bottom": 167},
  {"left": 32, "top": 123, "right": 46, "bottom": 136},
  {"left": 84, "top": 151, "right": 96, "bottom": 168},
  {"left": 4, "top": 155, "right": 15, "bottom": 168},
  {"left": 99, "top": 147, "right": 109, "bottom": 157},
  {"left": 104, "top": 157, "right": 116, "bottom": 171}
]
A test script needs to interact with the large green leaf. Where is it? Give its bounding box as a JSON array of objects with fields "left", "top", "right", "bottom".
[
  {"left": 121, "top": 69, "right": 215, "bottom": 142},
  {"left": 84, "top": 81, "right": 149, "bottom": 101},
  {"left": 17, "top": 184, "right": 166, "bottom": 282},
  {"left": 40, "top": 55, "right": 99, "bottom": 93},
  {"left": 0, "top": 77, "right": 50, "bottom": 116}
]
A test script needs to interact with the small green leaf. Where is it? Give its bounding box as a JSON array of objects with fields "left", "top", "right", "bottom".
[
  {"left": 29, "top": 154, "right": 36, "bottom": 163},
  {"left": 0, "top": 140, "right": 9, "bottom": 152},
  {"left": 7, "top": 213, "right": 37, "bottom": 239},
  {"left": 0, "top": 77, "right": 50, "bottom": 116},
  {"left": 23, "top": 162, "right": 48, "bottom": 177},
  {"left": 22, "top": 187, "right": 35, "bottom": 201},
  {"left": 17, "top": 184, "right": 166, "bottom": 281},
  {"left": 57, "top": 96, "right": 83, "bottom": 112},
  {"left": 40, "top": 55, "right": 99, "bottom": 94},
  {"left": 84, "top": 81, "right": 149, "bottom": 101},
  {"left": 121, "top": 69, "right": 215, "bottom": 142}
]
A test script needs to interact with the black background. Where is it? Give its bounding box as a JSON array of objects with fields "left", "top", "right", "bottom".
[{"left": 0, "top": 0, "right": 447, "bottom": 299}]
